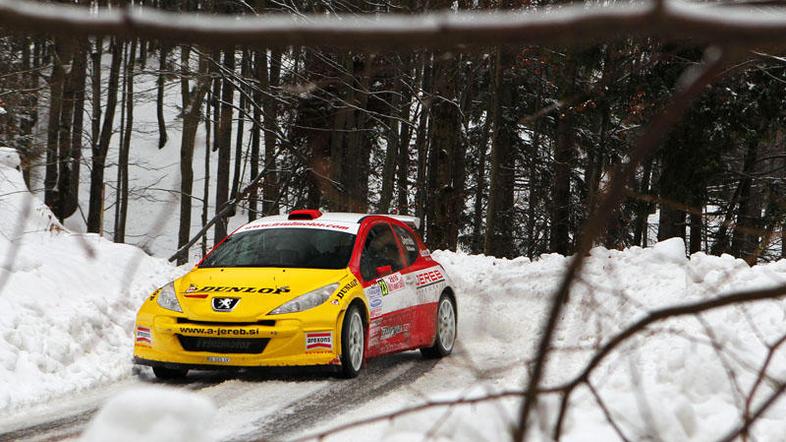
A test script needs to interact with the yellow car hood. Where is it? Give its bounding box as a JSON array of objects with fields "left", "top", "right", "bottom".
[{"left": 174, "top": 267, "right": 349, "bottom": 320}]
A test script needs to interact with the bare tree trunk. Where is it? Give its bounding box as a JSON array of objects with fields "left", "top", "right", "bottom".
[
  {"left": 87, "top": 38, "right": 123, "bottom": 234},
  {"left": 633, "top": 158, "right": 654, "bottom": 247},
  {"left": 484, "top": 47, "right": 516, "bottom": 258},
  {"left": 378, "top": 86, "right": 400, "bottom": 214},
  {"left": 550, "top": 56, "right": 577, "bottom": 255},
  {"left": 114, "top": 38, "right": 136, "bottom": 243},
  {"left": 730, "top": 139, "right": 759, "bottom": 258},
  {"left": 176, "top": 47, "right": 210, "bottom": 265},
  {"left": 45, "top": 38, "right": 69, "bottom": 212},
  {"left": 414, "top": 60, "right": 431, "bottom": 235},
  {"left": 689, "top": 210, "right": 702, "bottom": 254},
  {"left": 396, "top": 65, "right": 413, "bottom": 215},
  {"left": 156, "top": 44, "right": 168, "bottom": 149},
  {"left": 90, "top": 38, "right": 102, "bottom": 170},
  {"left": 249, "top": 51, "right": 262, "bottom": 222},
  {"left": 214, "top": 47, "right": 235, "bottom": 244},
  {"left": 262, "top": 49, "right": 281, "bottom": 215},
  {"left": 55, "top": 39, "right": 80, "bottom": 222},
  {"left": 231, "top": 50, "right": 250, "bottom": 203},
  {"left": 471, "top": 111, "right": 491, "bottom": 254},
  {"left": 328, "top": 54, "right": 351, "bottom": 212},
  {"left": 59, "top": 39, "right": 87, "bottom": 219},
  {"left": 202, "top": 89, "right": 212, "bottom": 257}
]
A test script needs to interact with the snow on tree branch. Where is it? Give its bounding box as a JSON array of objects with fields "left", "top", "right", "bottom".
[{"left": 3, "top": 0, "right": 786, "bottom": 48}]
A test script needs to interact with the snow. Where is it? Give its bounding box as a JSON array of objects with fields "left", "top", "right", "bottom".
[
  {"left": 0, "top": 149, "right": 182, "bottom": 411},
  {"left": 0, "top": 147, "right": 19, "bottom": 169},
  {"left": 6, "top": 144, "right": 786, "bottom": 438},
  {"left": 81, "top": 386, "right": 216, "bottom": 442},
  {"left": 298, "top": 246, "right": 786, "bottom": 441}
]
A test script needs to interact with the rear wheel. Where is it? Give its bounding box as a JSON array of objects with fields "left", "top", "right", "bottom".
[
  {"left": 340, "top": 304, "right": 365, "bottom": 378},
  {"left": 152, "top": 366, "right": 188, "bottom": 380},
  {"left": 421, "top": 294, "right": 456, "bottom": 358}
]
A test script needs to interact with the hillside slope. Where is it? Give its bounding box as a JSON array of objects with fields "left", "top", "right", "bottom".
[{"left": 0, "top": 148, "right": 181, "bottom": 410}]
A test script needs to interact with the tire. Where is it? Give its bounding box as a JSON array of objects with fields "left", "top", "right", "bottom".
[
  {"left": 152, "top": 366, "right": 188, "bottom": 380},
  {"left": 340, "top": 304, "right": 365, "bottom": 378},
  {"left": 421, "top": 294, "right": 457, "bottom": 359}
]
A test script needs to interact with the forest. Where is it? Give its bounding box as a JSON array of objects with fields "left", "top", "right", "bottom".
[{"left": 1, "top": 0, "right": 785, "bottom": 266}]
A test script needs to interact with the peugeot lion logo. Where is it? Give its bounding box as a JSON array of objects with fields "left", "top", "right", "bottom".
[{"left": 212, "top": 297, "right": 240, "bottom": 312}]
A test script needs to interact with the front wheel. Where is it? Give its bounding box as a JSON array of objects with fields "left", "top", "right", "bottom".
[
  {"left": 340, "top": 304, "right": 365, "bottom": 378},
  {"left": 421, "top": 294, "right": 456, "bottom": 358}
]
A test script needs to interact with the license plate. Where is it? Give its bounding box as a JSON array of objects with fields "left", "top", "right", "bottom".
[{"left": 207, "top": 356, "right": 230, "bottom": 363}]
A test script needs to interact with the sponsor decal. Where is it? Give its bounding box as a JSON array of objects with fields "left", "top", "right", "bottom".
[
  {"left": 207, "top": 356, "right": 230, "bottom": 363},
  {"left": 240, "top": 221, "right": 357, "bottom": 234},
  {"left": 188, "top": 285, "right": 290, "bottom": 295},
  {"left": 420, "top": 249, "right": 430, "bottom": 257},
  {"left": 366, "top": 284, "right": 382, "bottom": 298},
  {"left": 330, "top": 299, "right": 340, "bottom": 305},
  {"left": 185, "top": 284, "right": 198, "bottom": 293},
  {"left": 180, "top": 326, "right": 260, "bottom": 336},
  {"left": 377, "top": 272, "right": 405, "bottom": 296},
  {"left": 416, "top": 268, "right": 445, "bottom": 288},
  {"left": 381, "top": 324, "right": 409, "bottom": 340},
  {"left": 305, "top": 332, "right": 333, "bottom": 351},
  {"left": 400, "top": 235, "right": 418, "bottom": 252},
  {"left": 335, "top": 279, "right": 359, "bottom": 300},
  {"left": 366, "top": 285, "right": 383, "bottom": 317},
  {"left": 212, "top": 297, "right": 240, "bottom": 312},
  {"left": 135, "top": 326, "right": 152, "bottom": 345},
  {"left": 377, "top": 279, "right": 389, "bottom": 296}
]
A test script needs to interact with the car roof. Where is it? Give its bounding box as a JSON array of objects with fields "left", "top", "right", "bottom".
[{"left": 239, "top": 212, "right": 420, "bottom": 234}]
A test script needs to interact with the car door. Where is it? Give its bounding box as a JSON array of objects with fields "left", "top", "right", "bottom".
[
  {"left": 390, "top": 224, "right": 445, "bottom": 349},
  {"left": 359, "top": 222, "right": 417, "bottom": 357}
]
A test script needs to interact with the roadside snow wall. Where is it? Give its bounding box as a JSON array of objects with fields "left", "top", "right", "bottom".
[
  {"left": 308, "top": 244, "right": 786, "bottom": 441},
  {"left": 0, "top": 148, "right": 179, "bottom": 411}
]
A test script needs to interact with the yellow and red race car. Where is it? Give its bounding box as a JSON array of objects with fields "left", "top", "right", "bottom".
[{"left": 133, "top": 210, "right": 457, "bottom": 379}]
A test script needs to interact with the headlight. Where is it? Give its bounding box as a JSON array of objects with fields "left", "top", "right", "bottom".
[
  {"left": 156, "top": 281, "right": 182, "bottom": 313},
  {"left": 269, "top": 283, "right": 339, "bottom": 315}
]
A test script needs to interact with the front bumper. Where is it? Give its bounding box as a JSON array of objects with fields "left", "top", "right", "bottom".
[{"left": 133, "top": 315, "right": 342, "bottom": 369}]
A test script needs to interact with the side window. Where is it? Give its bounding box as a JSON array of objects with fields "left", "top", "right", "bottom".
[
  {"left": 393, "top": 225, "right": 419, "bottom": 267},
  {"left": 360, "top": 224, "right": 404, "bottom": 281}
]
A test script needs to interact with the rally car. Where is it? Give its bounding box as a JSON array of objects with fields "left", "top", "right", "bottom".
[{"left": 133, "top": 210, "right": 457, "bottom": 379}]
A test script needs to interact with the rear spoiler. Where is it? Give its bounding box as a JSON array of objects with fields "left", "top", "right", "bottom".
[
  {"left": 381, "top": 215, "right": 421, "bottom": 230},
  {"left": 359, "top": 214, "right": 421, "bottom": 230}
]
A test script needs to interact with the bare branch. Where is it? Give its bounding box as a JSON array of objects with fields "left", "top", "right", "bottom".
[
  {"left": 517, "top": 46, "right": 731, "bottom": 442},
  {"left": 3, "top": 1, "right": 786, "bottom": 48}
]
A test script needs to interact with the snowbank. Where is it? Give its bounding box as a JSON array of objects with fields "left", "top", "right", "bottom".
[
  {"left": 0, "top": 149, "right": 181, "bottom": 411},
  {"left": 81, "top": 386, "right": 216, "bottom": 442},
  {"left": 305, "top": 245, "right": 786, "bottom": 441}
]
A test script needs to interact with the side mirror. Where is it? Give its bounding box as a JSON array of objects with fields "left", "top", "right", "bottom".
[{"left": 375, "top": 265, "right": 393, "bottom": 277}]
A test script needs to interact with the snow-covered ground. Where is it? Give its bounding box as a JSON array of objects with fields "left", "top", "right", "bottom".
[
  {"left": 6, "top": 139, "right": 786, "bottom": 440},
  {"left": 0, "top": 149, "right": 182, "bottom": 411},
  {"left": 296, "top": 246, "right": 786, "bottom": 441},
  {"left": 0, "top": 69, "right": 786, "bottom": 441},
  {"left": 81, "top": 386, "right": 216, "bottom": 442},
  {"left": 0, "top": 138, "right": 786, "bottom": 441}
]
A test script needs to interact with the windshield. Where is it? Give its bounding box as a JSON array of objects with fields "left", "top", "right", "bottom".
[{"left": 200, "top": 228, "right": 356, "bottom": 269}]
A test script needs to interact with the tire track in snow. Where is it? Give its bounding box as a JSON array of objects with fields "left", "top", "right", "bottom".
[
  {"left": 225, "top": 352, "right": 439, "bottom": 442},
  {"left": 0, "top": 374, "right": 234, "bottom": 441},
  {"left": 0, "top": 353, "right": 438, "bottom": 442}
]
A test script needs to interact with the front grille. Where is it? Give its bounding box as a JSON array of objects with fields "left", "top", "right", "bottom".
[
  {"left": 177, "top": 318, "right": 275, "bottom": 327},
  {"left": 176, "top": 335, "right": 270, "bottom": 354}
]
